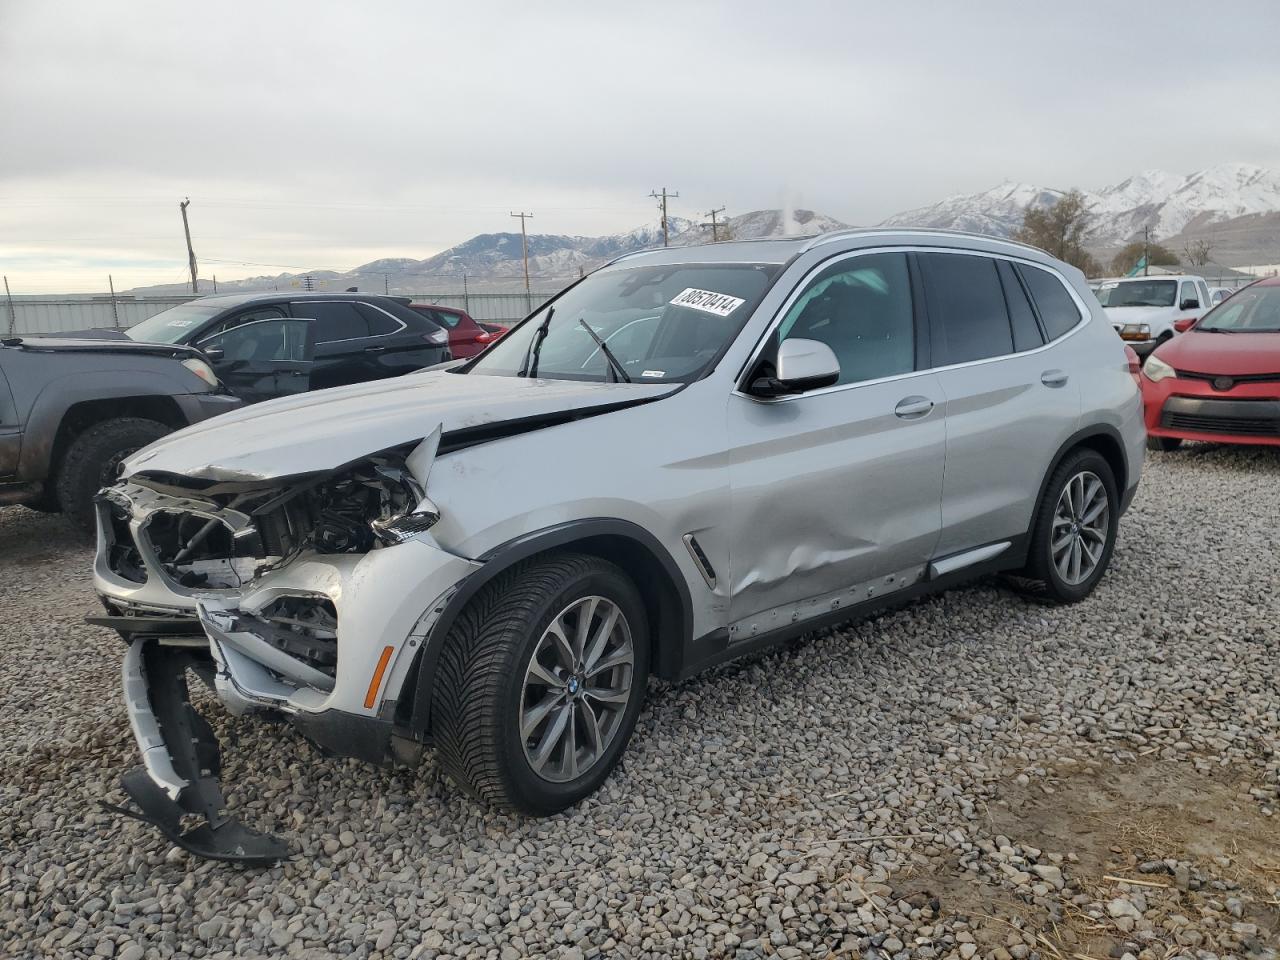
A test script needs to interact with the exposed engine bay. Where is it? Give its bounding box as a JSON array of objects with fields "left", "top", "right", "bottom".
[{"left": 101, "top": 445, "right": 439, "bottom": 591}]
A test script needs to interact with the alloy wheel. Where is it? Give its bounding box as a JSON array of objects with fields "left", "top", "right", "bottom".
[
  {"left": 1051, "top": 470, "right": 1110, "bottom": 585},
  {"left": 520, "top": 596, "right": 635, "bottom": 783}
]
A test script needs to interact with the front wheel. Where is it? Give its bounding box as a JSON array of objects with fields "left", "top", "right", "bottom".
[
  {"left": 432, "top": 553, "right": 650, "bottom": 814},
  {"left": 55, "top": 417, "right": 170, "bottom": 531},
  {"left": 1026, "top": 449, "right": 1119, "bottom": 603}
]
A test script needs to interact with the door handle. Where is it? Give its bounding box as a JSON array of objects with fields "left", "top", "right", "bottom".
[
  {"left": 364, "top": 345, "right": 386, "bottom": 353},
  {"left": 1040, "top": 369, "right": 1069, "bottom": 388},
  {"left": 894, "top": 396, "right": 935, "bottom": 420}
]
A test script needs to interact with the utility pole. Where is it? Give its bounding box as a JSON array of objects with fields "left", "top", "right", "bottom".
[
  {"left": 462, "top": 272, "right": 470, "bottom": 314},
  {"left": 179, "top": 198, "right": 199, "bottom": 294},
  {"left": 4, "top": 276, "right": 16, "bottom": 337},
  {"left": 212, "top": 274, "right": 218, "bottom": 293},
  {"left": 702, "top": 206, "right": 727, "bottom": 242},
  {"left": 108, "top": 275, "right": 121, "bottom": 329},
  {"left": 511, "top": 211, "right": 533, "bottom": 310},
  {"left": 649, "top": 188, "right": 679, "bottom": 246},
  {"left": 1143, "top": 225, "right": 1150, "bottom": 277}
]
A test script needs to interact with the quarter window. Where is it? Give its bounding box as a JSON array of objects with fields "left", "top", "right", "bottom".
[
  {"left": 776, "top": 252, "right": 915, "bottom": 386},
  {"left": 292, "top": 302, "right": 369, "bottom": 343},
  {"left": 1019, "top": 264, "right": 1083, "bottom": 341},
  {"left": 356, "top": 303, "right": 403, "bottom": 336},
  {"left": 996, "top": 261, "right": 1045, "bottom": 352},
  {"left": 919, "top": 253, "right": 1013, "bottom": 364}
]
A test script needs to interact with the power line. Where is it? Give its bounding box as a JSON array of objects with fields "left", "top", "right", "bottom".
[{"left": 649, "top": 188, "right": 679, "bottom": 247}]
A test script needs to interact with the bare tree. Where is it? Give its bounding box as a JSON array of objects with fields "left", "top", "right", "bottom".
[{"left": 1182, "top": 238, "right": 1213, "bottom": 268}]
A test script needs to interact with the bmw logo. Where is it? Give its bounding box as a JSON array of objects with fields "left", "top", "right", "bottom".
[
  {"left": 567, "top": 676, "right": 580, "bottom": 695},
  {"left": 1213, "top": 377, "right": 1234, "bottom": 391}
]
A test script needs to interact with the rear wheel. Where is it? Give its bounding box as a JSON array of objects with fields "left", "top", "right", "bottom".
[
  {"left": 1026, "top": 449, "right": 1118, "bottom": 603},
  {"left": 432, "top": 553, "right": 650, "bottom": 814},
  {"left": 1147, "top": 435, "right": 1183, "bottom": 452},
  {"left": 55, "top": 417, "right": 169, "bottom": 531}
]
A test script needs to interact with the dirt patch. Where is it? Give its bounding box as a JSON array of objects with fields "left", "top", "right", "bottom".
[{"left": 926, "top": 758, "right": 1279, "bottom": 957}]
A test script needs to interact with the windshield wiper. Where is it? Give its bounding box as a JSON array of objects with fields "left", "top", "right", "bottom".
[
  {"left": 578, "top": 319, "right": 632, "bottom": 383},
  {"left": 520, "top": 306, "right": 554, "bottom": 378}
]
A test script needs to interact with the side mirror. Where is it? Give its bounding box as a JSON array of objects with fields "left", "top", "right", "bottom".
[
  {"left": 1172, "top": 318, "right": 1197, "bottom": 333},
  {"left": 202, "top": 345, "right": 225, "bottom": 362},
  {"left": 749, "top": 338, "right": 841, "bottom": 398},
  {"left": 1179, "top": 298, "right": 1199, "bottom": 310}
]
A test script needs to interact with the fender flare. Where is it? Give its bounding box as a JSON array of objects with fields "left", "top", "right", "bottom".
[
  {"left": 402, "top": 518, "right": 693, "bottom": 736},
  {"left": 1030, "top": 423, "right": 1133, "bottom": 526},
  {"left": 18, "top": 370, "right": 191, "bottom": 481}
]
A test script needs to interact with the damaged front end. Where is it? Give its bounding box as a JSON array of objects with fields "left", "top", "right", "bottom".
[{"left": 92, "top": 432, "right": 474, "bottom": 864}]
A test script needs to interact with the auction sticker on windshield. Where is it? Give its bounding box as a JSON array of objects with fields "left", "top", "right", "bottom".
[{"left": 670, "top": 288, "right": 746, "bottom": 317}]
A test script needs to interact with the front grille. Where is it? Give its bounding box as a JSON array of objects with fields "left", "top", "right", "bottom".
[
  {"left": 1176, "top": 369, "right": 1280, "bottom": 387},
  {"left": 1163, "top": 412, "right": 1280, "bottom": 436}
]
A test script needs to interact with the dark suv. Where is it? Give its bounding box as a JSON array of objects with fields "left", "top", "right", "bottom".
[{"left": 116, "top": 293, "right": 452, "bottom": 402}]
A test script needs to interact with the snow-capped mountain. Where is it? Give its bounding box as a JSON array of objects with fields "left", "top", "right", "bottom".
[
  {"left": 880, "top": 162, "right": 1280, "bottom": 247},
  {"left": 885, "top": 182, "right": 1067, "bottom": 239}
]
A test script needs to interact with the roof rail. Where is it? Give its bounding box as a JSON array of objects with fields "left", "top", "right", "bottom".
[{"left": 799, "top": 227, "right": 1049, "bottom": 256}]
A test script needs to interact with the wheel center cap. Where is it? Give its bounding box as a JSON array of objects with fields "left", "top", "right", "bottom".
[{"left": 567, "top": 675, "right": 581, "bottom": 696}]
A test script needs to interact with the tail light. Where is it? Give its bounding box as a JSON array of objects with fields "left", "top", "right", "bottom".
[
  {"left": 424, "top": 329, "right": 448, "bottom": 345},
  {"left": 474, "top": 331, "right": 494, "bottom": 344},
  {"left": 1172, "top": 318, "right": 1197, "bottom": 333},
  {"left": 1124, "top": 346, "right": 1141, "bottom": 377}
]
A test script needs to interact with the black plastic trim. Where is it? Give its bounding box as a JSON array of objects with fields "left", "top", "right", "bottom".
[{"left": 678, "top": 539, "right": 1028, "bottom": 679}]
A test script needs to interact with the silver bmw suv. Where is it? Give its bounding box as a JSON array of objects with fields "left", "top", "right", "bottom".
[{"left": 92, "top": 230, "right": 1144, "bottom": 861}]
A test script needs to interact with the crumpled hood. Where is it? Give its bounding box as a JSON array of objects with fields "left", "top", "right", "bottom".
[
  {"left": 123, "top": 370, "right": 676, "bottom": 481},
  {"left": 1103, "top": 306, "right": 1173, "bottom": 329},
  {"left": 1153, "top": 330, "right": 1280, "bottom": 375}
]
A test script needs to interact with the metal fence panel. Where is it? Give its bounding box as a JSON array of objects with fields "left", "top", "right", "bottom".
[{"left": 7, "top": 292, "right": 559, "bottom": 335}]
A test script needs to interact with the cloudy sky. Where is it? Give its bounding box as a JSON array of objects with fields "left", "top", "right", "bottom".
[{"left": 3, "top": 0, "right": 1279, "bottom": 292}]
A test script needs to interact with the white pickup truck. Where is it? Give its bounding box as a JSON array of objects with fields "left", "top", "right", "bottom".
[{"left": 1095, "top": 274, "right": 1213, "bottom": 357}]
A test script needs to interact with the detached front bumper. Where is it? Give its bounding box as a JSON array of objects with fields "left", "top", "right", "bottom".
[{"left": 93, "top": 489, "right": 482, "bottom": 862}]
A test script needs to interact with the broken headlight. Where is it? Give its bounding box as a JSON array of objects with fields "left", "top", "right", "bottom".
[{"left": 309, "top": 458, "right": 439, "bottom": 554}]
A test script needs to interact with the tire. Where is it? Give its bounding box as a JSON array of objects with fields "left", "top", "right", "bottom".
[
  {"left": 1025, "top": 448, "right": 1119, "bottom": 604},
  {"left": 1146, "top": 435, "right": 1183, "bottom": 452},
  {"left": 432, "top": 552, "right": 650, "bottom": 815},
  {"left": 55, "top": 417, "right": 169, "bottom": 531}
]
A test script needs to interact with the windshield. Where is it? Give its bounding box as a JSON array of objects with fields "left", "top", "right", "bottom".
[
  {"left": 466, "top": 262, "right": 779, "bottom": 382},
  {"left": 1197, "top": 284, "right": 1280, "bottom": 332},
  {"left": 125, "top": 302, "right": 225, "bottom": 343},
  {"left": 1095, "top": 279, "right": 1177, "bottom": 308}
]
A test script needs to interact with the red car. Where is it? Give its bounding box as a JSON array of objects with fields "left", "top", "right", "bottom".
[
  {"left": 409, "top": 304, "right": 508, "bottom": 359},
  {"left": 1140, "top": 278, "right": 1280, "bottom": 450}
]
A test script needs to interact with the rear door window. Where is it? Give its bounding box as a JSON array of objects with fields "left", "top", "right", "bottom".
[
  {"left": 1179, "top": 282, "right": 1199, "bottom": 308},
  {"left": 1196, "top": 280, "right": 1211, "bottom": 308},
  {"left": 1018, "top": 264, "right": 1083, "bottom": 340},
  {"left": 918, "top": 253, "right": 1013, "bottom": 364},
  {"left": 293, "top": 302, "right": 369, "bottom": 343}
]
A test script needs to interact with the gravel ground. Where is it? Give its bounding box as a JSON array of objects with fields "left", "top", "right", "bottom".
[{"left": 1, "top": 445, "right": 1278, "bottom": 960}]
